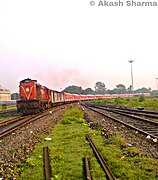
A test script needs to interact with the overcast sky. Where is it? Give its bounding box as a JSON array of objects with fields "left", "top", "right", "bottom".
[{"left": 0, "top": 0, "right": 158, "bottom": 93}]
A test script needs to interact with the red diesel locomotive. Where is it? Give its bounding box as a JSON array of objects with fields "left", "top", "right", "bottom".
[{"left": 17, "top": 79, "right": 51, "bottom": 114}]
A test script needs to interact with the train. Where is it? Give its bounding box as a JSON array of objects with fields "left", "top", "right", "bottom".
[
  {"left": 17, "top": 78, "right": 150, "bottom": 114},
  {"left": 17, "top": 78, "right": 101, "bottom": 114}
]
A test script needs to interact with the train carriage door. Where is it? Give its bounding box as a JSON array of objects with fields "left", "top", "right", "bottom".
[
  {"left": 53, "top": 91, "right": 57, "bottom": 102},
  {"left": 57, "top": 92, "right": 59, "bottom": 102},
  {"left": 61, "top": 93, "right": 64, "bottom": 102},
  {"left": 58, "top": 92, "right": 60, "bottom": 102},
  {"left": 51, "top": 91, "right": 55, "bottom": 103}
]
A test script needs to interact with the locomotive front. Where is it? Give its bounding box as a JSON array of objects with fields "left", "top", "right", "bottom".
[{"left": 17, "top": 78, "right": 41, "bottom": 114}]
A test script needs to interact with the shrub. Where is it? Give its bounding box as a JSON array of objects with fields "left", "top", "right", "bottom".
[
  {"left": 60, "top": 108, "right": 85, "bottom": 124},
  {"left": 139, "top": 94, "right": 145, "bottom": 102}
]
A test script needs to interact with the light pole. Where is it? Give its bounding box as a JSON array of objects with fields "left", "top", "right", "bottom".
[
  {"left": 156, "top": 78, "right": 158, "bottom": 90},
  {"left": 128, "top": 60, "right": 134, "bottom": 92}
]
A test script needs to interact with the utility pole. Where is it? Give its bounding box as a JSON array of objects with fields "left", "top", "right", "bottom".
[
  {"left": 128, "top": 60, "right": 134, "bottom": 92},
  {"left": 156, "top": 78, "right": 158, "bottom": 90}
]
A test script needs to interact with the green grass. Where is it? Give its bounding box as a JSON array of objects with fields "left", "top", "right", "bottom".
[
  {"left": 0, "top": 114, "right": 19, "bottom": 121},
  {"left": 10, "top": 108, "right": 158, "bottom": 180},
  {"left": 0, "top": 115, "right": 12, "bottom": 121},
  {"left": 0, "top": 104, "right": 17, "bottom": 111},
  {"left": 91, "top": 135, "right": 158, "bottom": 179},
  {"left": 14, "top": 108, "right": 106, "bottom": 179},
  {"left": 93, "top": 96, "right": 158, "bottom": 110}
]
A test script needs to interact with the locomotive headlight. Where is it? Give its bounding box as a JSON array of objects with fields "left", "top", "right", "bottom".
[{"left": 26, "top": 88, "right": 30, "bottom": 92}]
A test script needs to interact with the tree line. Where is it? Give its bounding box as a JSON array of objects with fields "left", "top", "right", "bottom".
[{"left": 62, "top": 81, "right": 158, "bottom": 95}]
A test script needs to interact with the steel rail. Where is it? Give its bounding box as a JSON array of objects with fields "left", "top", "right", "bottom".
[
  {"left": 0, "top": 109, "right": 17, "bottom": 116},
  {"left": 43, "top": 146, "right": 52, "bottom": 180},
  {"left": 0, "top": 113, "right": 49, "bottom": 138},
  {"left": 84, "top": 156, "right": 91, "bottom": 180},
  {"left": 85, "top": 106, "right": 158, "bottom": 139},
  {"left": 86, "top": 135, "right": 116, "bottom": 180},
  {"left": 0, "top": 106, "right": 65, "bottom": 139},
  {"left": 95, "top": 106, "right": 158, "bottom": 137},
  {"left": 117, "top": 107, "right": 158, "bottom": 115},
  {"left": 89, "top": 103, "right": 158, "bottom": 115},
  {"left": 0, "top": 116, "right": 25, "bottom": 128},
  {"left": 112, "top": 108, "right": 158, "bottom": 119},
  {"left": 93, "top": 105, "right": 158, "bottom": 125}
]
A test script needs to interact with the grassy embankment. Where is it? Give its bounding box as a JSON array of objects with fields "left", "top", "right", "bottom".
[
  {"left": 93, "top": 95, "right": 158, "bottom": 110},
  {"left": 0, "top": 104, "right": 17, "bottom": 121},
  {"left": 9, "top": 108, "right": 158, "bottom": 180},
  {"left": 0, "top": 115, "right": 12, "bottom": 121},
  {"left": 0, "top": 104, "right": 17, "bottom": 111}
]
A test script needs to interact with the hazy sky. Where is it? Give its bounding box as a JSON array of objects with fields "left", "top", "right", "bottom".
[{"left": 0, "top": 0, "right": 158, "bottom": 93}]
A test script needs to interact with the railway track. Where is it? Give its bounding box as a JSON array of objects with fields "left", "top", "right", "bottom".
[
  {"left": 117, "top": 107, "right": 158, "bottom": 115},
  {"left": 42, "top": 135, "right": 115, "bottom": 180},
  {"left": 85, "top": 104, "right": 158, "bottom": 141},
  {"left": 0, "top": 115, "right": 24, "bottom": 128},
  {"left": 84, "top": 156, "right": 91, "bottom": 180},
  {"left": 90, "top": 104, "right": 158, "bottom": 118},
  {"left": 43, "top": 146, "right": 52, "bottom": 180},
  {"left": 115, "top": 107, "right": 157, "bottom": 120},
  {"left": 0, "top": 105, "right": 68, "bottom": 139},
  {"left": 0, "top": 104, "right": 70, "bottom": 180},
  {"left": 43, "top": 136, "right": 116, "bottom": 180},
  {"left": 0, "top": 109, "right": 17, "bottom": 116},
  {"left": 0, "top": 111, "right": 51, "bottom": 139},
  {"left": 86, "top": 135, "right": 116, "bottom": 180},
  {"left": 111, "top": 108, "right": 158, "bottom": 120}
]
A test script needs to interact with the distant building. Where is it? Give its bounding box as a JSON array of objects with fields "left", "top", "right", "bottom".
[{"left": 0, "top": 85, "right": 11, "bottom": 100}]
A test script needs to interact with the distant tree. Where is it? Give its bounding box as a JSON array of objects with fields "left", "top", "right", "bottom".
[
  {"left": 134, "top": 87, "right": 150, "bottom": 94},
  {"left": 81, "top": 88, "right": 94, "bottom": 95},
  {"left": 107, "top": 89, "right": 114, "bottom": 94},
  {"left": 127, "top": 85, "right": 133, "bottom": 94},
  {"left": 107, "top": 88, "right": 118, "bottom": 94},
  {"left": 151, "top": 90, "right": 158, "bottom": 96},
  {"left": 116, "top": 84, "right": 127, "bottom": 94},
  {"left": 148, "top": 87, "right": 152, "bottom": 92},
  {"left": 63, "top": 85, "right": 82, "bottom": 94},
  {"left": 112, "top": 88, "right": 119, "bottom": 94},
  {"left": 95, "top": 82, "right": 106, "bottom": 94}
]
